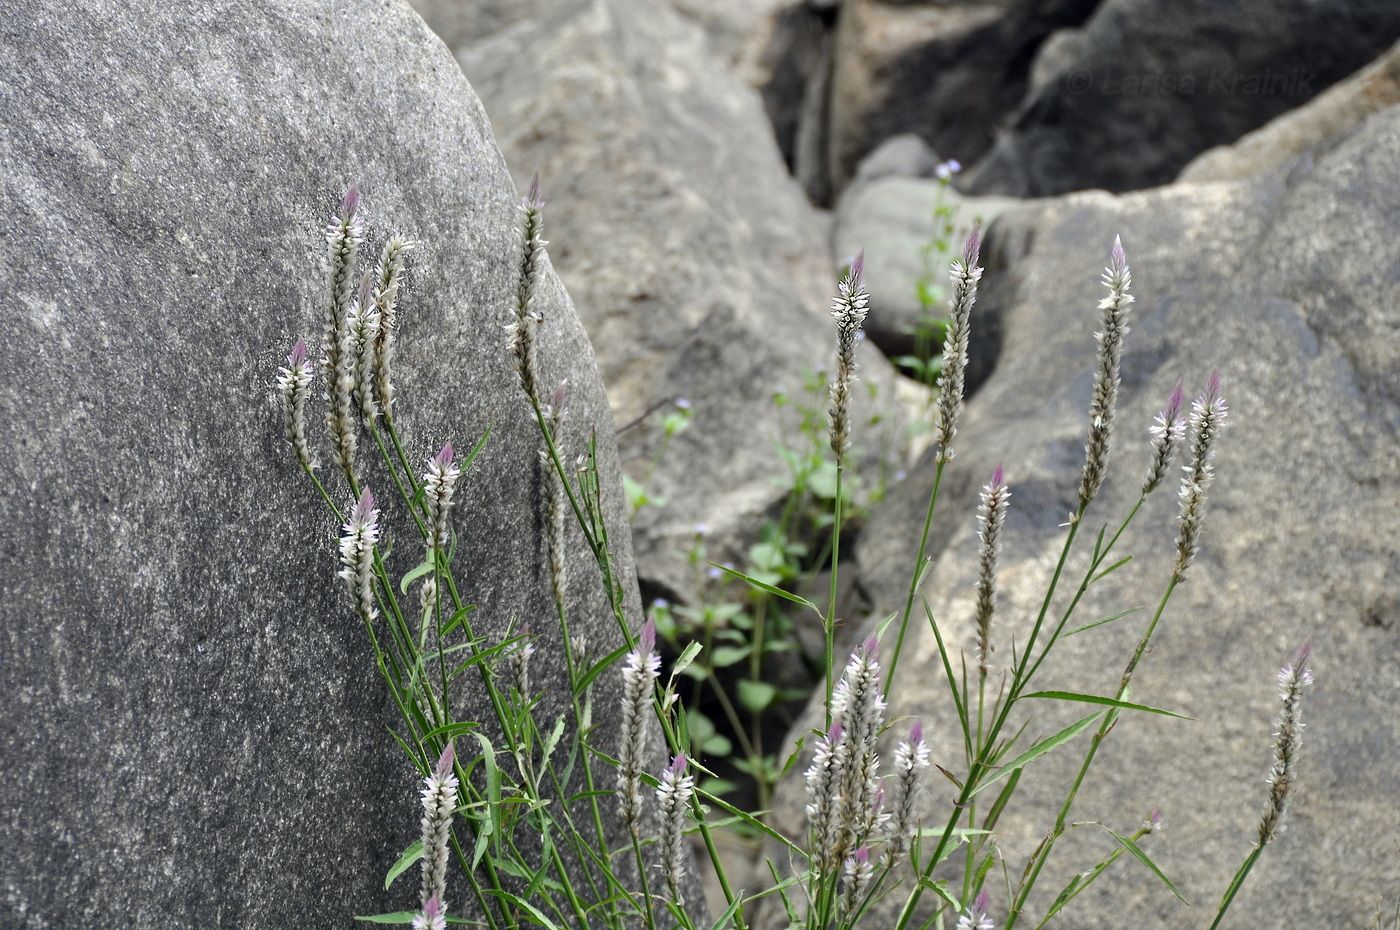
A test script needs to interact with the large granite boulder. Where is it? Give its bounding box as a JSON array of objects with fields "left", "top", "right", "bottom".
[
  {"left": 964, "top": 0, "right": 1400, "bottom": 197},
  {"left": 0, "top": 2, "right": 649, "bottom": 926},
  {"left": 825, "top": 0, "right": 1102, "bottom": 197},
  {"left": 410, "top": 0, "right": 913, "bottom": 604},
  {"left": 770, "top": 106, "right": 1400, "bottom": 927},
  {"left": 1181, "top": 37, "right": 1400, "bottom": 183}
]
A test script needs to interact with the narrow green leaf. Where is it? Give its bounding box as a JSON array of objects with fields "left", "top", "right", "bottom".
[
  {"left": 575, "top": 643, "right": 628, "bottom": 694},
  {"left": 1091, "top": 555, "right": 1134, "bottom": 584},
  {"left": 472, "top": 732, "right": 501, "bottom": 833},
  {"left": 458, "top": 427, "right": 491, "bottom": 474},
  {"left": 1021, "top": 690, "right": 1194, "bottom": 720},
  {"left": 1105, "top": 827, "right": 1190, "bottom": 905},
  {"left": 671, "top": 640, "right": 704, "bottom": 679},
  {"left": 971, "top": 712, "right": 1103, "bottom": 796},
  {"left": 709, "top": 562, "right": 819, "bottom": 614},
  {"left": 383, "top": 840, "right": 423, "bottom": 890},
  {"left": 399, "top": 558, "right": 435, "bottom": 595},
  {"left": 1066, "top": 605, "right": 1144, "bottom": 638},
  {"left": 923, "top": 602, "right": 972, "bottom": 756},
  {"left": 355, "top": 914, "right": 417, "bottom": 924},
  {"left": 706, "top": 889, "right": 747, "bottom": 930}
]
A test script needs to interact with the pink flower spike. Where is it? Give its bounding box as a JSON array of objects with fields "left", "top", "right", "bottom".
[
  {"left": 668, "top": 754, "right": 688, "bottom": 776},
  {"left": 288, "top": 338, "right": 308, "bottom": 367},
  {"left": 848, "top": 249, "right": 866, "bottom": 289},
  {"left": 341, "top": 183, "right": 360, "bottom": 219},
  {"left": 1111, "top": 234, "right": 1127, "bottom": 274},
  {"left": 963, "top": 225, "right": 982, "bottom": 266},
  {"left": 990, "top": 464, "right": 1005, "bottom": 489},
  {"left": 1206, "top": 369, "right": 1223, "bottom": 403},
  {"left": 435, "top": 742, "right": 455, "bottom": 779},
  {"left": 353, "top": 488, "right": 375, "bottom": 520},
  {"left": 862, "top": 634, "right": 880, "bottom": 658},
  {"left": 526, "top": 172, "right": 544, "bottom": 209},
  {"left": 1293, "top": 639, "right": 1313, "bottom": 670},
  {"left": 640, "top": 617, "right": 657, "bottom": 656},
  {"left": 1166, "top": 377, "right": 1185, "bottom": 419},
  {"left": 853, "top": 846, "right": 870, "bottom": 865},
  {"left": 356, "top": 270, "right": 374, "bottom": 307},
  {"left": 433, "top": 442, "right": 455, "bottom": 469},
  {"left": 975, "top": 889, "right": 991, "bottom": 914},
  {"left": 909, "top": 721, "right": 923, "bottom": 744},
  {"left": 423, "top": 896, "right": 444, "bottom": 918},
  {"left": 828, "top": 720, "right": 844, "bottom": 744}
]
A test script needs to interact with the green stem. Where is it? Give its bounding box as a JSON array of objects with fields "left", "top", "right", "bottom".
[
  {"left": 825, "top": 461, "right": 844, "bottom": 726},
  {"left": 886, "top": 457, "right": 947, "bottom": 694},
  {"left": 1209, "top": 846, "right": 1264, "bottom": 930}
]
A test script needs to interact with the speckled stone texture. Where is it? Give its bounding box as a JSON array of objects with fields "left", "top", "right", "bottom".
[
  {"left": 409, "top": 0, "right": 914, "bottom": 606},
  {"left": 769, "top": 106, "right": 1400, "bottom": 928},
  {"left": 0, "top": 2, "right": 648, "bottom": 926}
]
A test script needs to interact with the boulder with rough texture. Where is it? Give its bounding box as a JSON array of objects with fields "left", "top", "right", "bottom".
[
  {"left": 0, "top": 2, "right": 650, "bottom": 926},
  {"left": 1181, "top": 38, "right": 1400, "bottom": 183},
  {"left": 413, "top": 0, "right": 912, "bottom": 604},
  {"left": 771, "top": 106, "right": 1400, "bottom": 928},
  {"left": 833, "top": 173, "right": 1017, "bottom": 366},
  {"left": 964, "top": 0, "right": 1400, "bottom": 196},
  {"left": 825, "top": 0, "right": 1102, "bottom": 197}
]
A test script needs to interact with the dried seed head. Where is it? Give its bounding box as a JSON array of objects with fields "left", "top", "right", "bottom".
[
  {"left": 935, "top": 227, "right": 984, "bottom": 462},
  {"left": 371, "top": 235, "right": 415, "bottom": 423},
  {"left": 510, "top": 175, "right": 548, "bottom": 405},
  {"left": 974, "top": 466, "right": 1010, "bottom": 674},
  {"left": 1078, "top": 235, "right": 1134, "bottom": 509},
  {"left": 1257, "top": 641, "right": 1314, "bottom": 847}
]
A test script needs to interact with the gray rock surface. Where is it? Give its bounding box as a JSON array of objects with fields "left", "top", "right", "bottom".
[
  {"left": 964, "top": 0, "right": 1400, "bottom": 197},
  {"left": 0, "top": 2, "right": 650, "bottom": 926},
  {"left": 833, "top": 175, "right": 1017, "bottom": 367},
  {"left": 412, "top": 0, "right": 913, "bottom": 604},
  {"left": 1181, "top": 38, "right": 1400, "bottom": 183},
  {"left": 771, "top": 106, "right": 1400, "bottom": 928},
  {"left": 825, "top": 0, "right": 1102, "bottom": 196}
]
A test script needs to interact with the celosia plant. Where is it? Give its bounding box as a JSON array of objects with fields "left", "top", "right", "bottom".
[{"left": 270, "top": 179, "right": 1313, "bottom": 930}]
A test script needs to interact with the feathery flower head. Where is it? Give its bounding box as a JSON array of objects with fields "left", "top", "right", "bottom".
[
  {"left": 412, "top": 896, "right": 447, "bottom": 930},
  {"left": 957, "top": 890, "right": 995, "bottom": 930},
  {"left": 423, "top": 443, "right": 461, "bottom": 557},
  {"left": 1143, "top": 376, "right": 1188, "bottom": 498},
  {"left": 337, "top": 488, "right": 380, "bottom": 623},
  {"left": 1173, "top": 371, "right": 1229, "bottom": 581},
  {"left": 975, "top": 467, "right": 1011, "bottom": 673},
  {"left": 277, "top": 338, "right": 316, "bottom": 472},
  {"left": 419, "top": 736, "right": 460, "bottom": 909},
  {"left": 348, "top": 271, "right": 382, "bottom": 422},
  {"left": 887, "top": 719, "right": 931, "bottom": 866},
  {"left": 1257, "top": 641, "right": 1315, "bottom": 847},
  {"left": 831, "top": 637, "right": 887, "bottom": 859},
  {"left": 510, "top": 174, "right": 548, "bottom": 404},
  {"left": 828, "top": 250, "right": 872, "bottom": 459},
  {"left": 963, "top": 225, "right": 982, "bottom": 267},
  {"left": 657, "top": 752, "right": 696, "bottom": 904},
  {"left": 1146, "top": 807, "right": 1164, "bottom": 833},
  {"left": 435, "top": 742, "right": 455, "bottom": 780},
  {"left": 507, "top": 624, "right": 536, "bottom": 697},
  {"left": 619, "top": 616, "right": 662, "bottom": 834},
  {"left": 935, "top": 228, "right": 985, "bottom": 462},
  {"left": 1077, "top": 235, "right": 1135, "bottom": 508},
  {"left": 840, "top": 847, "right": 875, "bottom": 920},
  {"left": 341, "top": 183, "right": 361, "bottom": 220},
  {"left": 805, "top": 719, "right": 846, "bottom": 873},
  {"left": 370, "top": 234, "right": 414, "bottom": 422}
]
